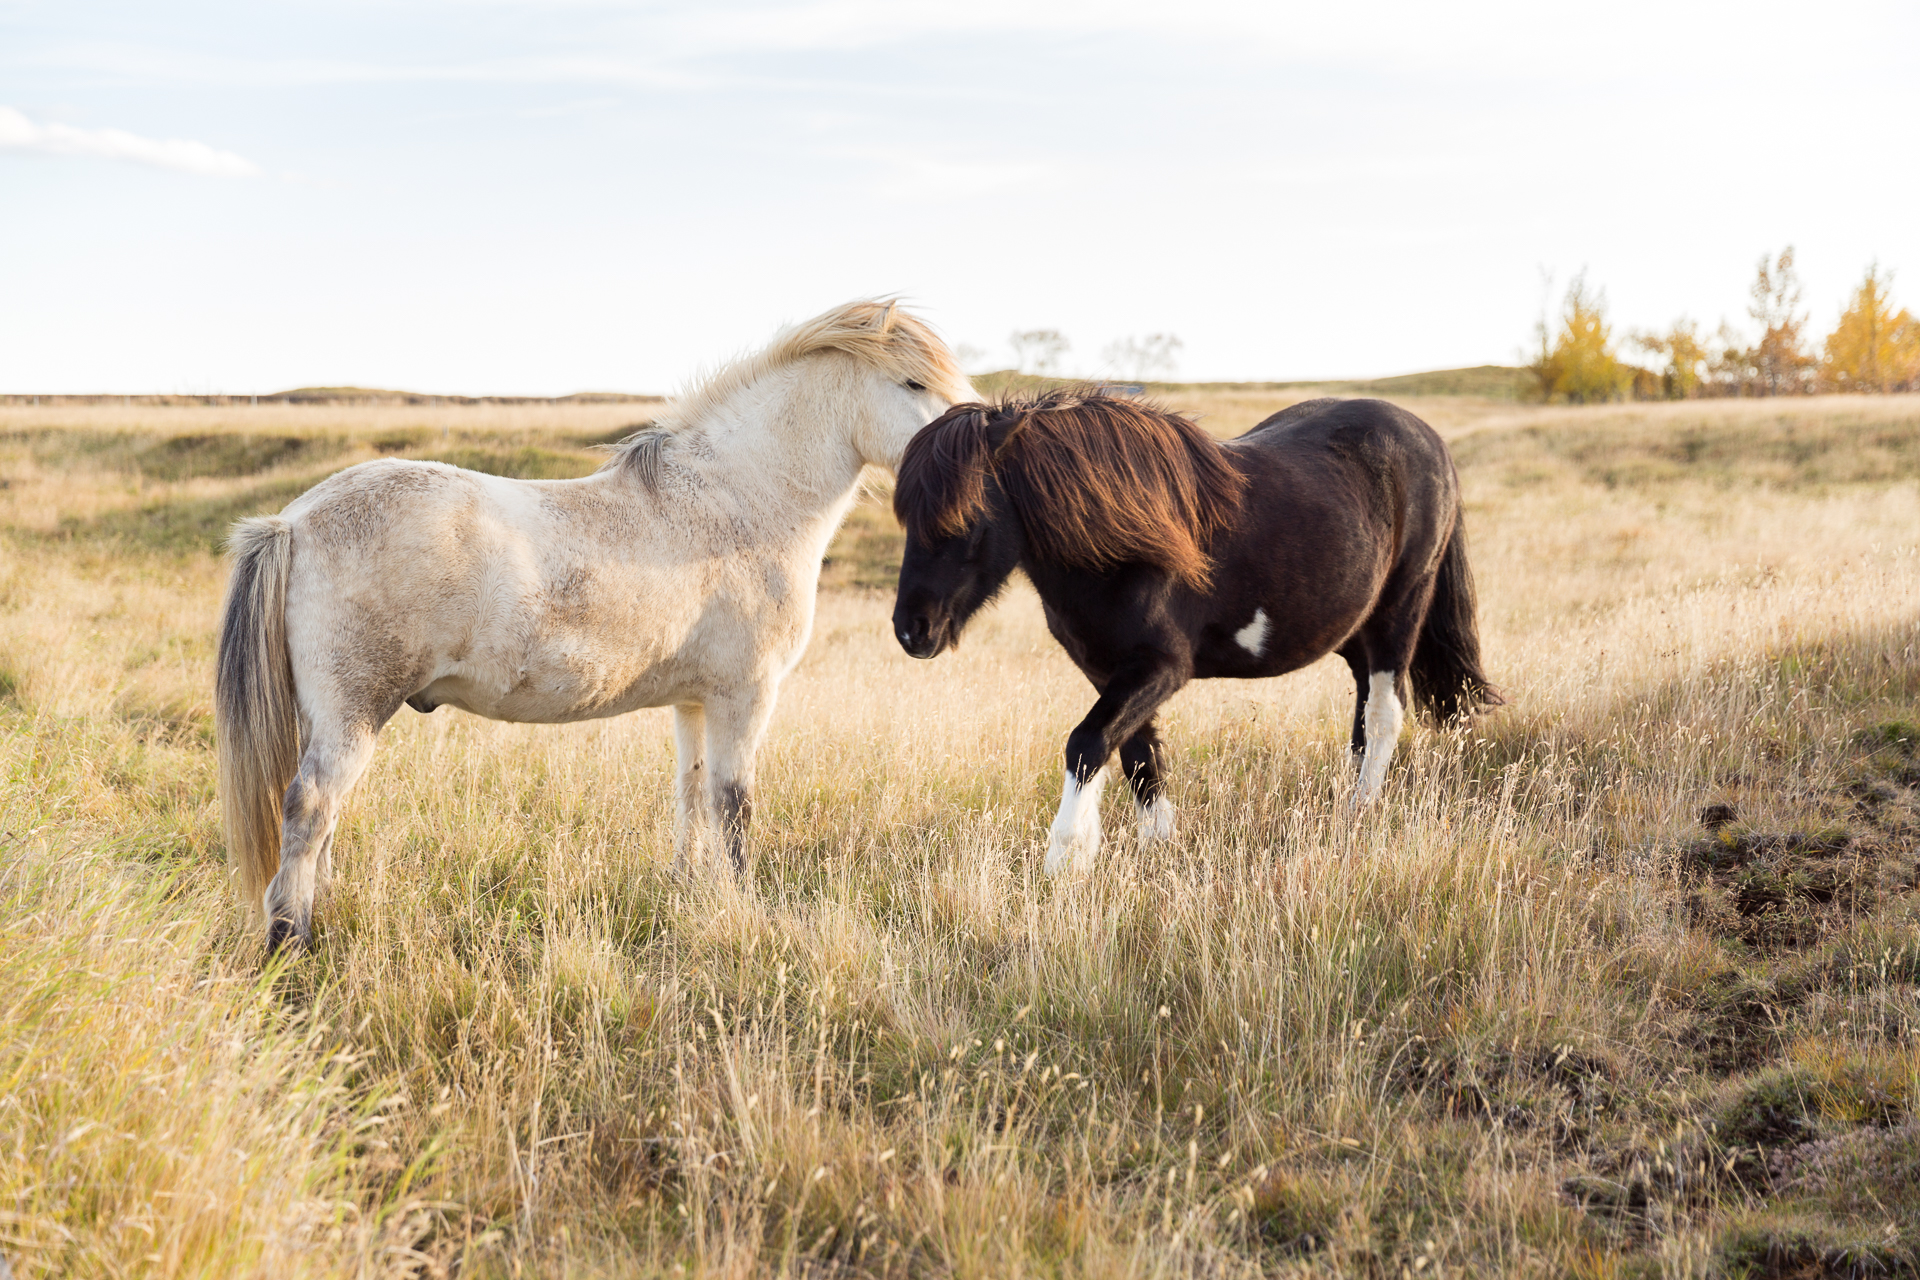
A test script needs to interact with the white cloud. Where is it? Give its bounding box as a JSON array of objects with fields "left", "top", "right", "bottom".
[{"left": 0, "top": 106, "right": 258, "bottom": 177}]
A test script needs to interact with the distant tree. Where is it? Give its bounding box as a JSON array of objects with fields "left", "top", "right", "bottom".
[
  {"left": 1100, "top": 333, "right": 1183, "bottom": 382},
  {"left": 1746, "top": 247, "right": 1815, "bottom": 395},
  {"left": 1527, "top": 272, "right": 1629, "bottom": 404},
  {"left": 1820, "top": 263, "right": 1920, "bottom": 393},
  {"left": 1631, "top": 317, "right": 1710, "bottom": 399},
  {"left": 1009, "top": 330, "right": 1070, "bottom": 377},
  {"left": 1706, "top": 320, "right": 1753, "bottom": 396}
]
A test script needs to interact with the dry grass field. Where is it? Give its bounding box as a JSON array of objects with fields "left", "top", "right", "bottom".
[{"left": 2, "top": 391, "right": 1918, "bottom": 1278}]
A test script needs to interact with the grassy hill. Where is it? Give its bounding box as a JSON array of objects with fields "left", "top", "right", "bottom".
[
  {"left": 4, "top": 394, "right": 1919, "bottom": 1275},
  {"left": 973, "top": 365, "right": 1529, "bottom": 402}
]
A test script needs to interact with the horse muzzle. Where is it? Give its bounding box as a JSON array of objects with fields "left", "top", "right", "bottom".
[{"left": 894, "top": 611, "right": 948, "bottom": 660}]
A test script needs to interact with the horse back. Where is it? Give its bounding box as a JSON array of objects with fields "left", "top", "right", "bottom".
[{"left": 1228, "top": 397, "right": 1457, "bottom": 524}]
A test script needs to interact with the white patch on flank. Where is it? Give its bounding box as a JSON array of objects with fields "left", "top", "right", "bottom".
[
  {"left": 1352, "top": 670, "right": 1405, "bottom": 808},
  {"left": 1234, "top": 608, "right": 1269, "bottom": 656},
  {"left": 1044, "top": 766, "right": 1108, "bottom": 876},
  {"left": 1136, "top": 794, "right": 1176, "bottom": 843}
]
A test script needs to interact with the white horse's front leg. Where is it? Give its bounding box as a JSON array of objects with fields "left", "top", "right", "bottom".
[
  {"left": 671, "top": 702, "right": 709, "bottom": 873},
  {"left": 1044, "top": 767, "right": 1108, "bottom": 877},
  {"left": 703, "top": 686, "right": 778, "bottom": 877},
  {"left": 1351, "top": 671, "right": 1405, "bottom": 809}
]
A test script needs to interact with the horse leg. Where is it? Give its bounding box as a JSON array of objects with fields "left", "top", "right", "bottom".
[
  {"left": 1046, "top": 657, "right": 1190, "bottom": 877},
  {"left": 702, "top": 686, "right": 777, "bottom": 877},
  {"left": 1349, "top": 593, "right": 1429, "bottom": 809},
  {"left": 264, "top": 725, "right": 377, "bottom": 953},
  {"left": 671, "top": 702, "right": 709, "bottom": 873},
  {"left": 1120, "top": 718, "right": 1174, "bottom": 843},
  {"left": 1046, "top": 766, "right": 1109, "bottom": 877},
  {"left": 1339, "top": 643, "right": 1369, "bottom": 759},
  {"left": 1352, "top": 669, "right": 1407, "bottom": 807}
]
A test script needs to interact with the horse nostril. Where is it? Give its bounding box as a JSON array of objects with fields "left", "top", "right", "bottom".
[{"left": 896, "top": 615, "right": 935, "bottom": 655}]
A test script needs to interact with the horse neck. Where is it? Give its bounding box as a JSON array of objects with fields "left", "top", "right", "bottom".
[{"left": 674, "top": 367, "right": 868, "bottom": 522}]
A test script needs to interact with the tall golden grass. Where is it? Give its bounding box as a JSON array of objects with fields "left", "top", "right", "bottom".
[{"left": 1, "top": 393, "right": 1917, "bottom": 1277}]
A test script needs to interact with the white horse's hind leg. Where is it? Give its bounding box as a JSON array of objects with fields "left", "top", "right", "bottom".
[
  {"left": 1352, "top": 671, "right": 1405, "bottom": 808},
  {"left": 703, "top": 687, "right": 777, "bottom": 876},
  {"left": 265, "top": 727, "right": 376, "bottom": 952},
  {"left": 671, "top": 702, "right": 709, "bottom": 872},
  {"left": 1045, "top": 767, "right": 1108, "bottom": 877}
]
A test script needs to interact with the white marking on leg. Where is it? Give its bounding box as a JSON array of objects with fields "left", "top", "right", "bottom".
[
  {"left": 1044, "top": 767, "right": 1108, "bottom": 877},
  {"left": 1136, "top": 794, "right": 1176, "bottom": 843},
  {"left": 1234, "top": 608, "right": 1270, "bottom": 657},
  {"left": 1352, "top": 671, "right": 1404, "bottom": 807}
]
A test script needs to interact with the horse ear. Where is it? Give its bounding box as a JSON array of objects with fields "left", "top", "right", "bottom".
[{"left": 877, "top": 300, "right": 898, "bottom": 332}]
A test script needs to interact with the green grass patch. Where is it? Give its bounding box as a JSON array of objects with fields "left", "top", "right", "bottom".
[
  {"left": 59, "top": 473, "right": 321, "bottom": 556},
  {"left": 430, "top": 445, "right": 601, "bottom": 479}
]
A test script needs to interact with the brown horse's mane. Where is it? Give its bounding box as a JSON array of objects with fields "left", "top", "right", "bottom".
[{"left": 895, "top": 388, "right": 1249, "bottom": 588}]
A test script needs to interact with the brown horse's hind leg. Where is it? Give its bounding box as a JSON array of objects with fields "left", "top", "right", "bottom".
[
  {"left": 1347, "top": 580, "right": 1434, "bottom": 809},
  {"left": 1339, "top": 644, "right": 1369, "bottom": 757},
  {"left": 265, "top": 727, "right": 376, "bottom": 953}
]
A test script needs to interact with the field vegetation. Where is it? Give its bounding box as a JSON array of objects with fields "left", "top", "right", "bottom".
[{"left": 1, "top": 391, "right": 1917, "bottom": 1277}]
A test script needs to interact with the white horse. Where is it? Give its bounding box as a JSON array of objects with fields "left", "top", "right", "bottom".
[{"left": 216, "top": 300, "right": 973, "bottom": 951}]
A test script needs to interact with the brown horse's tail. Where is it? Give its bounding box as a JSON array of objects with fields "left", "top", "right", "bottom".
[
  {"left": 215, "top": 516, "right": 299, "bottom": 918},
  {"left": 1409, "top": 505, "right": 1503, "bottom": 723}
]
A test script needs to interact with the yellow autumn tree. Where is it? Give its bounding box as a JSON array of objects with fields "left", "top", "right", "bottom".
[
  {"left": 1631, "top": 317, "right": 1709, "bottom": 399},
  {"left": 1821, "top": 264, "right": 1920, "bottom": 393},
  {"left": 1527, "top": 272, "right": 1629, "bottom": 404}
]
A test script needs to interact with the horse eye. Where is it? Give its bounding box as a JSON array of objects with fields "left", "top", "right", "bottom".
[{"left": 904, "top": 380, "right": 926, "bottom": 392}]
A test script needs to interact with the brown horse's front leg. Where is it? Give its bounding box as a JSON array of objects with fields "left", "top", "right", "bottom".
[
  {"left": 1045, "top": 655, "right": 1190, "bottom": 877},
  {"left": 1120, "top": 719, "right": 1175, "bottom": 844}
]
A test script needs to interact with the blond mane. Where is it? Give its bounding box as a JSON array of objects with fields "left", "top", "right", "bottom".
[{"left": 608, "top": 300, "right": 967, "bottom": 475}]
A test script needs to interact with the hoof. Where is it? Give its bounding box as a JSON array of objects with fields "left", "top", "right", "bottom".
[
  {"left": 1044, "top": 767, "right": 1107, "bottom": 877},
  {"left": 265, "top": 918, "right": 308, "bottom": 956},
  {"left": 1044, "top": 817, "right": 1103, "bottom": 877},
  {"left": 1136, "top": 796, "right": 1176, "bottom": 843}
]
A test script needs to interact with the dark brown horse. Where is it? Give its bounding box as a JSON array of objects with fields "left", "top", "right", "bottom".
[{"left": 891, "top": 389, "right": 1500, "bottom": 874}]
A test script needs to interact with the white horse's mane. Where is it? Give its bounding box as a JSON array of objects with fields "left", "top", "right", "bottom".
[{"left": 606, "top": 299, "right": 969, "bottom": 478}]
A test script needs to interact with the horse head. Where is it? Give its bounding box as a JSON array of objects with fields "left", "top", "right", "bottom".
[{"left": 891, "top": 402, "right": 1027, "bottom": 659}]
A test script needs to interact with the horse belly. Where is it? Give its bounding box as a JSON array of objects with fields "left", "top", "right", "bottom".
[{"left": 423, "top": 640, "right": 693, "bottom": 723}]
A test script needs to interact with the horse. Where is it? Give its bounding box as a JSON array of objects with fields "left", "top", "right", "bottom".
[
  {"left": 217, "top": 299, "right": 974, "bottom": 951},
  {"left": 890, "top": 389, "right": 1501, "bottom": 875}
]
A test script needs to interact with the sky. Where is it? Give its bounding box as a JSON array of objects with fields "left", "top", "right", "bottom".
[{"left": 3, "top": 1, "right": 1918, "bottom": 394}]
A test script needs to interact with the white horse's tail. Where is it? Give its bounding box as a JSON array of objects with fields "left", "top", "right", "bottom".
[{"left": 215, "top": 516, "right": 299, "bottom": 918}]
